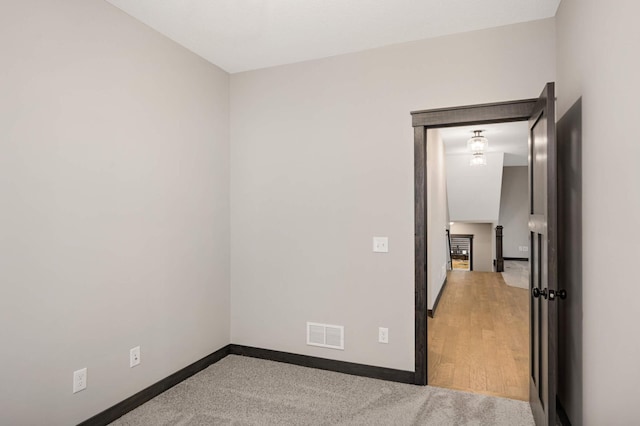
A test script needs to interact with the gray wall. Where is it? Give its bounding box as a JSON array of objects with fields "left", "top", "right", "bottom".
[
  {"left": 498, "top": 166, "right": 529, "bottom": 258},
  {"left": 426, "top": 130, "right": 448, "bottom": 309},
  {"left": 450, "top": 223, "right": 493, "bottom": 272},
  {"left": 230, "top": 18, "right": 555, "bottom": 371},
  {"left": 0, "top": 1, "right": 230, "bottom": 424},
  {"left": 556, "top": 0, "right": 640, "bottom": 423}
]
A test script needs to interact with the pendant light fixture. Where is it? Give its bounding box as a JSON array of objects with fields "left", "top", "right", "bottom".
[
  {"left": 467, "top": 130, "right": 488, "bottom": 153},
  {"left": 468, "top": 130, "right": 488, "bottom": 166},
  {"left": 470, "top": 152, "right": 487, "bottom": 166}
]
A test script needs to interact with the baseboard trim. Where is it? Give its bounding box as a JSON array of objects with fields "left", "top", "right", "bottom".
[
  {"left": 78, "top": 343, "right": 416, "bottom": 425},
  {"left": 504, "top": 257, "right": 528, "bottom": 261},
  {"left": 229, "top": 344, "right": 415, "bottom": 385},
  {"left": 78, "top": 344, "right": 231, "bottom": 426},
  {"left": 427, "top": 276, "right": 448, "bottom": 318}
]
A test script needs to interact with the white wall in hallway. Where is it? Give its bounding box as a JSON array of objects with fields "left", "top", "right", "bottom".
[
  {"left": 450, "top": 223, "right": 493, "bottom": 272},
  {"left": 426, "top": 129, "right": 449, "bottom": 309},
  {"left": 446, "top": 152, "right": 505, "bottom": 223},
  {"left": 499, "top": 166, "right": 529, "bottom": 258}
]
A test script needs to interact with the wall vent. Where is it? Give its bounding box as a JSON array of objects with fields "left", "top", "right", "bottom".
[{"left": 306, "top": 322, "right": 344, "bottom": 350}]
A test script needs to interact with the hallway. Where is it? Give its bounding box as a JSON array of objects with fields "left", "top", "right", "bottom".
[{"left": 428, "top": 271, "right": 529, "bottom": 400}]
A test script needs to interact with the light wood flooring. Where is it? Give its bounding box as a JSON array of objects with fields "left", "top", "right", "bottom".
[
  {"left": 451, "top": 259, "right": 470, "bottom": 270},
  {"left": 427, "top": 270, "right": 529, "bottom": 401}
]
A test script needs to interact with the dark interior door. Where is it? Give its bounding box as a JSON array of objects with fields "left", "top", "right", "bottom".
[
  {"left": 557, "top": 98, "right": 582, "bottom": 425},
  {"left": 528, "top": 82, "right": 558, "bottom": 426}
]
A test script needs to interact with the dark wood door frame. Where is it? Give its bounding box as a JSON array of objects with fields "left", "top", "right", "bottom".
[
  {"left": 411, "top": 98, "right": 538, "bottom": 386},
  {"left": 450, "top": 234, "right": 474, "bottom": 271}
]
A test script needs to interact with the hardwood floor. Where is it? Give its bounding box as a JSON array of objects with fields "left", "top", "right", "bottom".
[
  {"left": 427, "top": 270, "right": 529, "bottom": 401},
  {"left": 451, "top": 259, "right": 470, "bottom": 270}
]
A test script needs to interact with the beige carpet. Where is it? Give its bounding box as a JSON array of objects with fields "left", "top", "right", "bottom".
[{"left": 111, "top": 355, "right": 534, "bottom": 425}]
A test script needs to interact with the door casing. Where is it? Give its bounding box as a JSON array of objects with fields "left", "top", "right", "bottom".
[
  {"left": 450, "top": 234, "right": 473, "bottom": 271},
  {"left": 411, "top": 98, "right": 539, "bottom": 386}
]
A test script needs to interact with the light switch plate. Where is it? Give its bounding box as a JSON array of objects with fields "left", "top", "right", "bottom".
[{"left": 373, "top": 237, "right": 388, "bottom": 253}]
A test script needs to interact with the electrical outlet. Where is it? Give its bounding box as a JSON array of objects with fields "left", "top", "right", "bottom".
[
  {"left": 130, "top": 346, "right": 141, "bottom": 368},
  {"left": 73, "top": 368, "right": 87, "bottom": 393},
  {"left": 378, "top": 327, "right": 389, "bottom": 344}
]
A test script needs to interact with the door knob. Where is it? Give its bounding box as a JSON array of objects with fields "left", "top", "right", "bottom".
[
  {"left": 532, "top": 287, "right": 548, "bottom": 299},
  {"left": 548, "top": 289, "right": 567, "bottom": 300},
  {"left": 532, "top": 288, "right": 567, "bottom": 301},
  {"left": 546, "top": 289, "right": 568, "bottom": 301}
]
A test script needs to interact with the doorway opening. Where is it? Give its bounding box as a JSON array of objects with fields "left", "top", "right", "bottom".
[
  {"left": 411, "top": 97, "right": 540, "bottom": 386},
  {"left": 450, "top": 234, "right": 472, "bottom": 271},
  {"left": 412, "top": 84, "right": 559, "bottom": 426},
  {"left": 428, "top": 122, "right": 531, "bottom": 400}
]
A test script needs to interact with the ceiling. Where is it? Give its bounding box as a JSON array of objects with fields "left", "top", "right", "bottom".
[
  {"left": 105, "top": 0, "right": 560, "bottom": 73},
  {"left": 440, "top": 121, "right": 529, "bottom": 166}
]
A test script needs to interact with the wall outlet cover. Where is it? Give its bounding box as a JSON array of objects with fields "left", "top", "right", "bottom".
[
  {"left": 130, "top": 346, "right": 141, "bottom": 368},
  {"left": 378, "top": 327, "right": 389, "bottom": 344},
  {"left": 73, "top": 368, "right": 87, "bottom": 393}
]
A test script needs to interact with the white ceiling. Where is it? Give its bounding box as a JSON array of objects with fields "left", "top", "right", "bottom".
[
  {"left": 105, "top": 0, "right": 560, "bottom": 73},
  {"left": 441, "top": 121, "right": 529, "bottom": 166}
]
